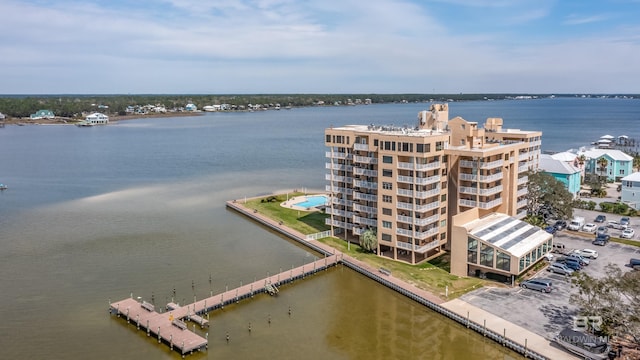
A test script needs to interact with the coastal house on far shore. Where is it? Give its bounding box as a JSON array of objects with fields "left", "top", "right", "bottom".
[
  {"left": 575, "top": 148, "right": 633, "bottom": 182},
  {"left": 185, "top": 103, "right": 197, "bottom": 111},
  {"left": 0, "top": 112, "right": 5, "bottom": 120},
  {"left": 539, "top": 154, "right": 581, "bottom": 198},
  {"left": 85, "top": 112, "right": 109, "bottom": 125},
  {"left": 30, "top": 109, "right": 55, "bottom": 120},
  {"left": 621, "top": 172, "right": 640, "bottom": 210}
]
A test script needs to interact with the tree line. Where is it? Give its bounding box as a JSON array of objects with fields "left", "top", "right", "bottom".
[{"left": 0, "top": 93, "right": 550, "bottom": 118}]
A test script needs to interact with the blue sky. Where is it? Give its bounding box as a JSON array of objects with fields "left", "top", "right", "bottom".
[{"left": 1, "top": 0, "right": 639, "bottom": 94}]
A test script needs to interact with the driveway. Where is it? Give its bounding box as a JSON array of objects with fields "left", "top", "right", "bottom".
[{"left": 459, "top": 230, "right": 638, "bottom": 342}]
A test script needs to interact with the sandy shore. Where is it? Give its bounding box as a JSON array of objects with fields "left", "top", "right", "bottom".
[{"left": 0, "top": 111, "right": 204, "bottom": 125}]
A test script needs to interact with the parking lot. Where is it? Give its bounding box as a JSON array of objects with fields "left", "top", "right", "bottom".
[{"left": 460, "top": 229, "right": 640, "bottom": 342}]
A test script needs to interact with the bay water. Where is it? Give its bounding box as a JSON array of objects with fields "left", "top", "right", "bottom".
[{"left": 0, "top": 97, "right": 638, "bottom": 359}]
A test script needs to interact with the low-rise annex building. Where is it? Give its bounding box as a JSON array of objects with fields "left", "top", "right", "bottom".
[{"left": 451, "top": 209, "right": 553, "bottom": 279}]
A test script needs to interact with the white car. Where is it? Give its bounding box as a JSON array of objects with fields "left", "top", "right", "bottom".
[
  {"left": 582, "top": 223, "right": 597, "bottom": 233},
  {"left": 621, "top": 228, "right": 635, "bottom": 239},
  {"left": 573, "top": 248, "right": 599, "bottom": 259}
]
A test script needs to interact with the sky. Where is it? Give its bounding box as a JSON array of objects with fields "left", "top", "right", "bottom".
[{"left": 1, "top": 0, "right": 640, "bottom": 94}]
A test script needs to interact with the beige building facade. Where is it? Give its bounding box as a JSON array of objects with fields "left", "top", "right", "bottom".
[{"left": 324, "top": 104, "right": 544, "bottom": 270}]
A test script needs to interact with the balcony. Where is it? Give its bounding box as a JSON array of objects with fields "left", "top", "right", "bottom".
[
  {"left": 326, "top": 208, "right": 352, "bottom": 217},
  {"left": 398, "top": 161, "right": 440, "bottom": 170},
  {"left": 325, "top": 163, "right": 353, "bottom": 171},
  {"left": 395, "top": 238, "right": 439, "bottom": 253},
  {"left": 353, "top": 227, "right": 365, "bottom": 235},
  {"left": 325, "top": 174, "right": 352, "bottom": 182},
  {"left": 459, "top": 160, "right": 477, "bottom": 168},
  {"left": 353, "top": 180, "right": 377, "bottom": 189},
  {"left": 416, "top": 201, "right": 439, "bottom": 212},
  {"left": 353, "top": 192, "right": 377, "bottom": 202},
  {"left": 517, "top": 187, "right": 528, "bottom": 197},
  {"left": 325, "top": 185, "right": 353, "bottom": 195},
  {"left": 397, "top": 188, "right": 413, "bottom": 197},
  {"left": 353, "top": 155, "right": 377, "bottom": 164},
  {"left": 459, "top": 173, "right": 477, "bottom": 181},
  {"left": 516, "top": 210, "right": 527, "bottom": 219},
  {"left": 517, "top": 176, "right": 528, "bottom": 185},
  {"left": 479, "top": 173, "right": 503, "bottom": 182},
  {"left": 354, "top": 143, "right": 369, "bottom": 151},
  {"left": 325, "top": 151, "right": 351, "bottom": 159},
  {"left": 353, "top": 203, "right": 376, "bottom": 214},
  {"left": 353, "top": 168, "right": 377, "bottom": 177},
  {"left": 480, "top": 159, "right": 504, "bottom": 169},
  {"left": 396, "top": 215, "right": 414, "bottom": 224},
  {"left": 517, "top": 199, "right": 528, "bottom": 208},
  {"left": 459, "top": 198, "right": 502, "bottom": 209},
  {"left": 353, "top": 216, "right": 377, "bottom": 227},
  {"left": 415, "top": 188, "right": 440, "bottom": 199},
  {"left": 415, "top": 175, "right": 440, "bottom": 185},
  {"left": 414, "top": 227, "right": 439, "bottom": 240},
  {"left": 396, "top": 228, "right": 413, "bottom": 237},
  {"left": 331, "top": 197, "right": 351, "bottom": 206},
  {"left": 415, "top": 214, "right": 439, "bottom": 226}
]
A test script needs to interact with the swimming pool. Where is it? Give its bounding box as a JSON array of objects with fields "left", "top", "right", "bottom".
[{"left": 294, "top": 195, "right": 328, "bottom": 208}]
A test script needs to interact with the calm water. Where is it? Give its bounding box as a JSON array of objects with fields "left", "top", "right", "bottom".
[{"left": 0, "top": 98, "right": 638, "bottom": 359}]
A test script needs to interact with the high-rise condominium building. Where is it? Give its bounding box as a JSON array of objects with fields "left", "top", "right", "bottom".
[{"left": 324, "top": 104, "right": 542, "bottom": 266}]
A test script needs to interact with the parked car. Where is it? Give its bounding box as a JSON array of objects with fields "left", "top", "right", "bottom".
[
  {"left": 548, "top": 262, "right": 574, "bottom": 275},
  {"left": 553, "top": 220, "right": 568, "bottom": 231},
  {"left": 607, "top": 220, "right": 626, "bottom": 230},
  {"left": 545, "top": 226, "right": 557, "bottom": 234},
  {"left": 566, "top": 253, "right": 590, "bottom": 266},
  {"left": 543, "top": 253, "right": 555, "bottom": 261},
  {"left": 582, "top": 223, "right": 597, "bottom": 234},
  {"left": 562, "top": 259, "right": 583, "bottom": 271},
  {"left": 592, "top": 234, "right": 610, "bottom": 246},
  {"left": 630, "top": 258, "right": 640, "bottom": 270},
  {"left": 596, "top": 226, "right": 608, "bottom": 236},
  {"left": 594, "top": 215, "right": 606, "bottom": 223},
  {"left": 621, "top": 228, "right": 635, "bottom": 239},
  {"left": 573, "top": 249, "right": 598, "bottom": 259},
  {"left": 520, "top": 279, "right": 553, "bottom": 293},
  {"left": 620, "top": 217, "right": 631, "bottom": 227}
]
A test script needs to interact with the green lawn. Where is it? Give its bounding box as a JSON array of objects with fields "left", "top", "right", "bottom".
[
  {"left": 242, "top": 194, "right": 489, "bottom": 300},
  {"left": 243, "top": 193, "right": 330, "bottom": 235}
]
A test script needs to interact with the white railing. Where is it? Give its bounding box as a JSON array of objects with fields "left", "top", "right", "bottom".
[
  {"left": 397, "top": 202, "right": 413, "bottom": 210},
  {"left": 325, "top": 163, "right": 352, "bottom": 171},
  {"left": 517, "top": 199, "right": 528, "bottom": 208},
  {"left": 353, "top": 156, "right": 377, "bottom": 164},
  {"left": 397, "top": 215, "right": 413, "bottom": 224},
  {"left": 459, "top": 173, "right": 477, "bottom": 181},
  {"left": 415, "top": 175, "right": 440, "bottom": 185},
  {"left": 352, "top": 227, "right": 365, "bottom": 235},
  {"left": 325, "top": 185, "right": 353, "bottom": 195},
  {"left": 415, "top": 214, "right": 439, "bottom": 226},
  {"left": 517, "top": 176, "right": 528, "bottom": 185},
  {"left": 516, "top": 210, "right": 527, "bottom": 219},
  {"left": 415, "top": 188, "right": 440, "bottom": 198},
  {"left": 478, "top": 198, "right": 502, "bottom": 209},
  {"left": 415, "top": 240, "right": 440, "bottom": 253},
  {"left": 353, "top": 168, "right": 377, "bottom": 176},
  {"left": 480, "top": 159, "right": 504, "bottom": 169},
  {"left": 397, "top": 188, "right": 413, "bottom": 197},
  {"left": 353, "top": 180, "right": 377, "bottom": 189},
  {"left": 353, "top": 192, "right": 377, "bottom": 201},
  {"left": 518, "top": 165, "right": 529, "bottom": 173},
  {"left": 479, "top": 185, "right": 503, "bottom": 196},
  {"left": 353, "top": 216, "right": 377, "bottom": 226},
  {"left": 479, "top": 173, "right": 503, "bottom": 182},
  {"left": 306, "top": 230, "right": 332, "bottom": 240},
  {"left": 459, "top": 160, "right": 477, "bottom": 168},
  {"left": 396, "top": 228, "right": 413, "bottom": 237},
  {"left": 325, "top": 152, "right": 351, "bottom": 159},
  {"left": 398, "top": 161, "right": 440, "bottom": 170},
  {"left": 517, "top": 188, "right": 528, "bottom": 196},
  {"left": 459, "top": 186, "right": 477, "bottom": 195},
  {"left": 397, "top": 175, "right": 414, "bottom": 184},
  {"left": 414, "top": 227, "right": 439, "bottom": 240},
  {"left": 459, "top": 199, "right": 477, "bottom": 208},
  {"left": 326, "top": 208, "right": 352, "bottom": 217},
  {"left": 325, "top": 174, "right": 350, "bottom": 182},
  {"left": 353, "top": 203, "right": 376, "bottom": 214},
  {"left": 354, "top": 143, "right": 369, "bottom": 151},
  {"left": 416, "top": 201, "right": 439, "bottom": 212}
]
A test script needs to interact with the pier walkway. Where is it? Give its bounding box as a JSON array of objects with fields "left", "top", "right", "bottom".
[{"left": 109, "top": 254, "right": 339, "bottom": 357}]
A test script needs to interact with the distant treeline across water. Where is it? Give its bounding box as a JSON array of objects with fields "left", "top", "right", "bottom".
[{"left": 0, "top": 93, "right": 638, "bottom": 118}]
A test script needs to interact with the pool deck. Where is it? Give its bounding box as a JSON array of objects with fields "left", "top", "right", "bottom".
[{"left": 280, "top": 194, "right": 328, "bottom": 211}]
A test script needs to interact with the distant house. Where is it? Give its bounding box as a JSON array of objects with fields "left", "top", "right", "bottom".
[
  {"left": 620, "top": 172, "right": 640, "bottom": 210},
  {"left": 85, "top": 112, "right": 109, "bottom": 125},
  {"left": 0, "top": 112, "right": 5, "bottom": 120},
  {"left": 576, "top": 148, "right": 633, "bottom": 181},
  {"left": 185, "top": 103, "right": 197, "bottom": 111},
  {"left": 30, "top": 109, "right": 55, "bottom": 120},
  {"left": 540, "top": 154, "right": 581, "bottom": 198}
]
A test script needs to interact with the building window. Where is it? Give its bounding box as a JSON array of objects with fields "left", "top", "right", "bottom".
[
  {"left": 440, "top": 220, "right": 446, "bottom": 227},
  {"left": 441, "top": 207, "right": 446, "bottom": 215},
  {"left": 382, "top": 169, "right": 393, "bottom": 177},
  {"left": 467, "top": 237, "right": 478, "bottom": 264},
  {"left": 326, "top": 134, "right": 331, "bottom": 143},
  {"left": 436, "top": 141, "right": 443, "bottom": 151},
  {"left": 381, "top": 233, "right": 392, "bottom": 241},
  {"left": 382, "top": 208, "right": 392, "bottom": 216},
  {"left": 440, "top": 232, "right": 446, "bottom": 240},
  {"left": 496, "top": 251, "right": 510, "bottom": 271},
  {"left": 383, "top": 156, "right": 393, "bottom": 164},
  {"left": 383, "top": 182, "right": 393, "bottom": 190},
  {"left": 417, "top": 144, "right": 428, "bottom": 153},
  {"left": 441, "top": 194, "right": 446, "bottom": 202},
  {"left": 620, "top": 169, "right": 625, "bottom": 175},
  {"left": 480, "top": 244, "right": 494, "bottom": 267},
  {"left": 382, "top": 195, "right": 392, "bottom": 203},
  {"left": 374, "top": 139, "right": 379, "bottom": 146},
  {"left": 382, "top": 221, "right": 392, "bottom": 228}
]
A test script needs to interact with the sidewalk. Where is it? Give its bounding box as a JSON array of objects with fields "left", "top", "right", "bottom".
[{"left": 441, "top": 299, "right": 579, "bottom": 360}]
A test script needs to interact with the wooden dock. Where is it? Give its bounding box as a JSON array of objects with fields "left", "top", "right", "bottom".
[{"left": 109, "top": 254, "right": 340, "bottom": 357}]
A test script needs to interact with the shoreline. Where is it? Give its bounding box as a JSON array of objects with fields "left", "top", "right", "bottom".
[{"left": 0, "top": 111, "right": 204, "bottom": 125}]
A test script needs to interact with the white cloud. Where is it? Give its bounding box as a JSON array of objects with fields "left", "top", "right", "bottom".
[{"left": 0, "top": 0, "right": 639, "bottom": 93}]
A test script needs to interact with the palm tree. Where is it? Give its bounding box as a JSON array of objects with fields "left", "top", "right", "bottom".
[
  {"left": 597, "top": 157, "right": 608, "bottom": 178},
  {"left": 359, "top": 228, "right": 378, "bottom": 253}
]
